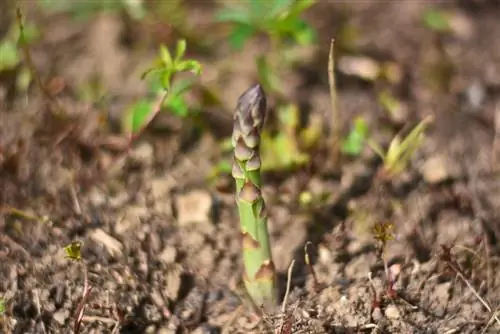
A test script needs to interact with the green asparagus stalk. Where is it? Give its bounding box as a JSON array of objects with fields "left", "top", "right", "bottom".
[{"left": 232, "top": 84, "right": 277, "bottom": 309}]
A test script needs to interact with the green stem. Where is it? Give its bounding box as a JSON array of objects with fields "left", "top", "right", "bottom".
[{"left": 232, "top": 85, "right": 277, "bottom": 310}]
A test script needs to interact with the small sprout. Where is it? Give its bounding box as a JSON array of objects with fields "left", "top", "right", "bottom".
[
  {"left": 64, "top": 241, "right": 83, "bottom": 261},
  {"left": 0, "top": 297, "right": 5, "bottom": 315},
  {"left": 141, "top": 39, "right": 201, "bottom": 91},
  {"left": 423, "top": 7, "right": 451, "bottom": 32},
  {"left": 372, "top": 222, "right": 395, "bottom": 247},
  {"left": 369, "top": 115, "right": 433, "bottom": 178},
  {"left": 215, "top": 0, "right": 317, "bottom": 51},
  {"left": 123, "top": 40, "right": 201, "bottom": 138},
  {"left": 38, "top": 0, "right": 146, "bottom": 21},
  {"left": 260, "top": 103, "right": 310, "bottom": 171},
  {"left": 341, "top": 116, "right": 369, "bottom": 156}
]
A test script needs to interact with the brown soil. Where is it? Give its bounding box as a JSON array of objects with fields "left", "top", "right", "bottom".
[{"left": 2, "top": 1, "right": 500, "bottom": 333}]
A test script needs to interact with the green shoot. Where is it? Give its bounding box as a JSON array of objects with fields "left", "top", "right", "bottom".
[
  {"left": 215, "top": 0, "right": 317, "bottom": 50},
  {"left": 64, "top": 241, "right": 83, "bottom": 261},
  {"left": 341, "top": 116, "right": 369, "bottom": 156},
  {"left": 123, "top": 40, "right": 201, "bottom": 137},
  {"left": 368, "top": 115, "right": 433, "bottom": 178},
  {"left": 38, "top": 0, "right": 146, "bottom": 21},
  {"left": 216, "top": 0, "right": 316, "bottom": 94},
  {"left": 232, "top": 84, "right": 277, "bottom": 310},
  {"left": 422, "top": 7, "right": 451, "bottom": 32}
]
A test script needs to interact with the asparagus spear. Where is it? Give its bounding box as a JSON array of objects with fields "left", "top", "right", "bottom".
[{"left": 232, "top": 85, "right": 277, "bottom": 309}]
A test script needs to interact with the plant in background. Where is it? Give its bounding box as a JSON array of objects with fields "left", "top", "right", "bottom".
[
  {"left": 232, "top": 84, "right": 277, "bottom": 310},
  {"left": 122, "top": 39, "right": 201, "bottom": 139},
  {"left": 368, "top": 115, "right": 433, "bottom": 178},
  {"left": 38, "top": 0, "right": 146, "bottom": 21},
  {"left": 0, "top": 19, "right": 39, "bottom": 91},
  {"left": 341, "top": 116, "right": 369, "bottom": 156},
  {"left": 216, "top": 0, "right": 317, "bottom": 94}
]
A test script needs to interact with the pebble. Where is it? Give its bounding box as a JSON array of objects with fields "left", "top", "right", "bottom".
[
  {"left": 384, "top": 304, "right": 401, "bottom": 320},
  {"left": 420, "top": 154, "right": 458, "bottom": 184},
  {"left": 88, "top": 228, "right": 123, "bottom": 258},
  {"left": 174, "top": 190, "right": 214, "bottom": 225},
  {"left": 52, "top": 309, "right": 70, "bottom": 326}
]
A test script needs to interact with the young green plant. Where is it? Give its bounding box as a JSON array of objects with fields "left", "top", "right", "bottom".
[
  {"left": 232, "top": 85, "right": 277, "bottom": 310},
  {"left": 123, "top": 39, "right": 201, "bottom": 139},
  {"left": 368, "top": 115, "right": 433, "bottom": 178},
  {"left": 216, "top": 0, "right": 317, "bottom": 94}
]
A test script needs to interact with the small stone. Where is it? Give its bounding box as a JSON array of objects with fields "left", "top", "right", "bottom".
[
  {"left": 174, "top": 190, "right": 213, "bottom": 225},
  {"left": 158, "top": 246, "right": 177, "bottom": 264},
  {"left": 384, "top": 304, "right": 400, "bottom": 320},
  {"left": 420, "top": 155, "right": 457, "bottom": 184},
  {"left": 338, "top": 55, "right": 380, "bottom": 81},
  {"left": 53, "top": 309, "right": 70, "bottom": 326},
  {"left": 116, "top": 205, "right": 149, "bottom": 236},
  {"left": 164, "top": 264, "right": 183, "bottom": 300},
  {"left": 129, "top": 142, "right": 154, "bottom": 166},
  {"left": 372, "top": 307, "right": 382, "bottom": 321},
  {"left": 88, "top": 228, "right": 123, "bottom": 258}
]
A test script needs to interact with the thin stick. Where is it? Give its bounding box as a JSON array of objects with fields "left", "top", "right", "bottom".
[
  {"left": 16, "top": 8, "right": 64, "bottom": 117},
  {"left": 74, "top": 263, "right": 92, "bottom": 334},
  {"left": 328, "top": 38, "right": 340, "bottom": 161},
  {"left": 455, "top": 271, "right": 500, "bottom": 327},
  {"left": 281, "top": 260, "right": 295, "bottom": 313},
  {"left": 304, "top": 242, "right": 319, "bottom": 291}
]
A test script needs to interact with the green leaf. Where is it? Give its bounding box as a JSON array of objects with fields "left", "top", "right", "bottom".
[
  {"left": 215, "top": 7, "right": 252, "bottom": 25},
  {"left": 127, "top": 99, "right": 156, "bottom": 133},
  {"left": 423, "top": 8, "right": 450, "bottom": 32},
  {"left": 64, "top": 241, "right": 82, "bottom": 261},
  {"left": 0, "top": 297, "right": 5, "bottom": 315},
  {"left": 175, "top": 39, "right": 187, "bottom": 61},
  {"left": 0, "top": 42, "right": 20, "bottom": 70},
  {"left": 228, "top": 24, "right": 255, "bottom": 50},
  {"left": 341, "top": 117, "right": 369, "bottom": 156},
  {"left": 292, "top": 21, "right": 316, "bottom": 45},
  {"left": 165, "top": 95, "right": 189, "bottom": 117},
  {"left": 175, "top": 60, "right": 202, "bottom": 75},
  {"left": 160, "top": 44, "right": 173, "bottom": 67}
]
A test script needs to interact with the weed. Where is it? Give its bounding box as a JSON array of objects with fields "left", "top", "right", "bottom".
[
  {"left": 216, "top": 0, "right": 317, "bottom": 94},
  {"left": 368, "top": 115, "right": 433, "bottom": 179},
  {"left": 38, "top": 0, "right": 146, "bottom": 21},
  {"left": 123, "top": 39, "right": 201, "bottom": 139},
  {"left": 0, "top": 14, "right": 39, "bottom": 92},
  {"left": 341, "top": 116, "right": 369, "bottom": 156},
  {"left": 422, "top": 7, "right": 451, "bottom": 33}
]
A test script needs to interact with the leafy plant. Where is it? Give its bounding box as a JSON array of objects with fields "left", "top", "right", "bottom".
[
  {"left": 38, "top": 0, "right": 146, "bottom": 21},
  {"left": 0, "top": 19, "right": 39, "bottom": 91},
  {"left": 216, "top": 0, "right": 316, "bottom": 50},
  {"left": 422, "top": 7, "right": 451, "bottom": 32},
  {"left": 341, "top": 116, "right": 369, "bottom": 156},
  {"left": 231, "top": 84, "right": 277, "bottom": 310},
  {"left": 216, "top": 0, "right": 317, "bottom": 94},
  {"left": 261, "top": 103, "right": 317, "bottom": 171},
  {"left": 368, "top": 115, "right": 433, "bottom": 178},
  {"left": 122, "top": 40, "right": 201, "bottom": 137}
]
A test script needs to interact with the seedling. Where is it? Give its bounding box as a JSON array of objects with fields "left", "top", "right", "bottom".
[
  {"left": 232, "top": 84, "right": 277, "bottom": 310},
  {"left": 215, "top": 0, "right": 316, "bottom": 50},
  {"left": 422, "top": 7, "right": 451, "bottom": 33},
  {"left": 64, "top": 241, "right": 91, "bottom": 334},
  {"left": 341, "top": 116, "right": 369, "bottom": 156},
  {"left": 0, "top": 14, "right": 39, "bottom": 92},
  {"left": 123, "top": 40, "right": 201, "bottom": 138},
  {"left": 368, "top": 115, "right": 433, "bottom": 178},
  {"left": 38, "top": 0, "right": 146, "bottom": 21},
  {"left": 216, "top": 0, "right": 317, "bottom": 94}
]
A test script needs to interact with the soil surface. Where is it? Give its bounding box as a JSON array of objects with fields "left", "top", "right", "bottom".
[{"left": 3, "top": 1, "right": 500, "bottom": 333}]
